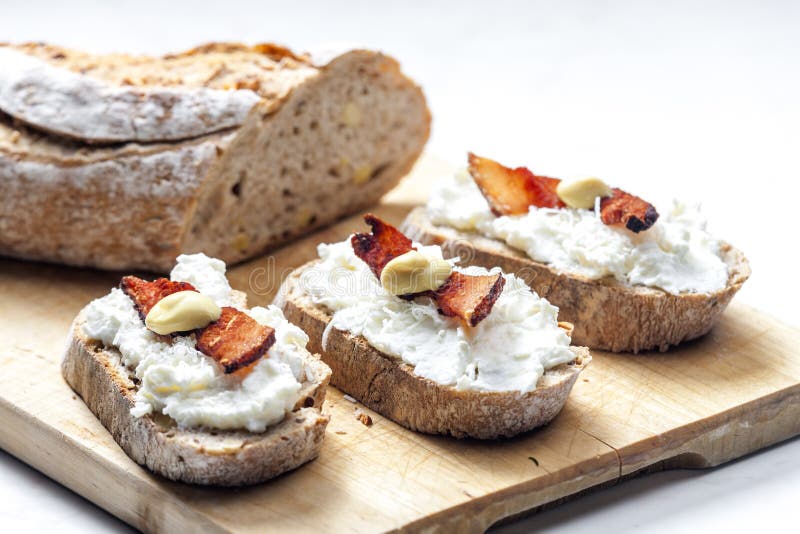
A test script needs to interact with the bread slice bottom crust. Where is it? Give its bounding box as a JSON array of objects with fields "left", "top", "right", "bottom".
[
  {"left": 275, "top": 262, "right": 591, "bottom": 440},
  {"left": 401, "top": 207, "right": 751, "bottom": 353},
  {"left": 62, "top": 311, "right": 332, "bottom": 486}
]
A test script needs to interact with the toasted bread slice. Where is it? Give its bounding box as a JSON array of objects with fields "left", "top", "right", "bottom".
[
  {"left": 62, "top": 297, "right": 332, "bottom": 486},
  {"left": 275, "top": 261, "right": 591, "bottom": 439},
  {"left": 402, "top": 207, "right": 751, "bottom": 353}
]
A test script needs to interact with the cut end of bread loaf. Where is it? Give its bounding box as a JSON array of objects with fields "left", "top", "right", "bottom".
[
  {"left": 401, "top": 207, "right": 751, "bottom": 353},
  {"left": 275, "top": 261, "right": 591, "bottom": 440},
  {"left": 62, "top": 309, "right": 332, "bottom": 486},
  {"left": 181, "top": 50, "right": 431, "bottom": 269},
  {"left": 0, "top": 43, "right": 430, "bottom": 271}
]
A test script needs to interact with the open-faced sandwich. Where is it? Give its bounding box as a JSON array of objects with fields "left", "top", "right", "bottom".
[
  {"left": 62, "top": 253, "right": 332, "bottom": 486},
  {"left": 402, "top": 153, "right": 751, "bottom": 353},
  {"left": 275, "top": 214, "right": 590, "bottom": 439}
]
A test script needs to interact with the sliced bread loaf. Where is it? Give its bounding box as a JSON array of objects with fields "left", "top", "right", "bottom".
[
  {"left": 275, "top": 261, "right": 591, "bottom": 439},
  {"left": 0, "top": 43, "right": 430, "bottom": 271}
]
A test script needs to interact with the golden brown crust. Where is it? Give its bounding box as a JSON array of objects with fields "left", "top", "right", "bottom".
[
  {"left": 402, "top": 207, "right": 751, "bottom": 353},
  {"left": 7, "top": 41, "right": 313, "bottom": 97},
  {"left": 176, "top": 42, "right": 310, "bottom": 64},
  {"left": 61, "top": 308, "right": 332, "bottom": 486},
  {"left": 275, "top": 262, "right": 591, "bottom": 439}
]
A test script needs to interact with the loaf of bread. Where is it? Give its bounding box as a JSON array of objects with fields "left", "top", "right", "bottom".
[{"left": 0, "top": 43, "right": 430, "bottom": 271}]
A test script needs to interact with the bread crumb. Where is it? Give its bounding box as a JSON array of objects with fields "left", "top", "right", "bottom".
[
  {"left": 355, "top": 409, "right": 373, "bottom": 427},
  {"left": 343, "top": 394, "right": 357, "bottom": 403}
]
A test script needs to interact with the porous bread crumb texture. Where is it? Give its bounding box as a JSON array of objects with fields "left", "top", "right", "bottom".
[
  {"left": 401, "top": 207, "right": 751, "bottom": 353},
  {"left": 62, "top": 310, "right": 332, "bottom": 486},
  {"left": 183, "top": 50, "right": 431, "bottom": 266},
  {"left": 0, "top": 44, "right": 430, "bottom": 271},
  {"left": 275, "top": 261, "right": 590, "bottom": 440}
]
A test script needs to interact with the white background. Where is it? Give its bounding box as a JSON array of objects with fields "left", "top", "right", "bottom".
[{"left": 2, "top": 1, "right": 799, "bottom": 532}]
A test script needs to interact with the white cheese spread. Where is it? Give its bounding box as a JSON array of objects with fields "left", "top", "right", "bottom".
[
  {"left": 82, "top": 253, "right": 307, "bottom": 432},
  {"left": 300, "top": 240, "right": 575, "bottom": 393},
  {"left": 427, "top": 169, "right": 729, "bottom": 294}
]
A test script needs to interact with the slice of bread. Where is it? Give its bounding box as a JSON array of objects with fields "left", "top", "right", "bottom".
[
  {"left": 402, "top": 207, "right": 751, "bottom": 353},
  {"left": 62, "top": 295, "right": 333, "bottom": 486},
  {"left": 274, "top": 261, "right": 591, "bottom": 439},
  {"left": 0, "top": 42, "right": 430, "bottom": 271}
]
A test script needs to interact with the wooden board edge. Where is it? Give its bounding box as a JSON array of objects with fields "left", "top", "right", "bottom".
[
  {"left": 396, "top": 383, "right": 800, "bottom": 533},
  {"left": 0, "top": 396, "right": 227, "bottom": 534},
  {"left": 397, "top": 429, "right": 621, "bottom": 533},
  {"left": 3, "top": 376, "right": 799, "bottom": 533},
  {"left": 617, "top": 383, "right": 800, "bottom": 475},
  {"left": 483, "top": 385, "right": 800, "bottom": 532}
]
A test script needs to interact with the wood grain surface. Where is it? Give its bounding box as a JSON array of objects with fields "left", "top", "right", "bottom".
[{"left": 0, "top": 156, "right": 798, "bottom": 533}]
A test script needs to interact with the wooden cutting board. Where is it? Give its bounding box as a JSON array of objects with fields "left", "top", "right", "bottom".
[{"left": 1, "top": 156, "right": 798, "bottom": 533}]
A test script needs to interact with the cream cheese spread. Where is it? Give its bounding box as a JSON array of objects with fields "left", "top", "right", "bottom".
[
  {"left": 300, "top": 240, "right": 575, "bottom": 393},
  {"left": 427, "top": 169, "right": 729, "bottom": 294},
  {"left": 82, "top": 253, "right": 307, "bottom": 432}
]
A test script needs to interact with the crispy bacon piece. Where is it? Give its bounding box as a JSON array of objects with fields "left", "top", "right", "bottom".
[
  {"left": 468, "top": 152, "right": 660, "bottom": 233},
  {"left": 434, "top": 271, "right": 506, "bottom": 327},
  {"left": 120, "top": 275, "right": 275, "bottom": 373},
  {"left": 120, "top": 276, "right": 197, "bottom": 319},
  {"left": 196, "top": 307, "right": 276, "bottom": 374},
  {"left": 351, "top": 213, "right": 414, "bottom": 277},
  {"left": 599, "top": 188, "right": 659, "bottom": 233},
  {"left": 468, "top": 152, "right": 565, "bottom": 215},
  {"left": 351, "top": 214, "right": 505, "bottom": 327}
]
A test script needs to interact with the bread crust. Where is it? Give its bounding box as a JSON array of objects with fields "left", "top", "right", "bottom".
[
  {"left": 0, "top": 134, "right": 225, "bottom": 270},
  {"left": 274, "top": 262, "right": 591, "bottom": 439},
  {"left": 0, "top": 47, "right": 262, "bottom": 143},
  {"left": 62, "top": 309, "right": 332, "bottom": 486},
  {"left": 401, "top": 207, "right": 751, "bottom": 353},
  {"left": 0, "top": 43, "right": 431, "bottom": 271}
]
